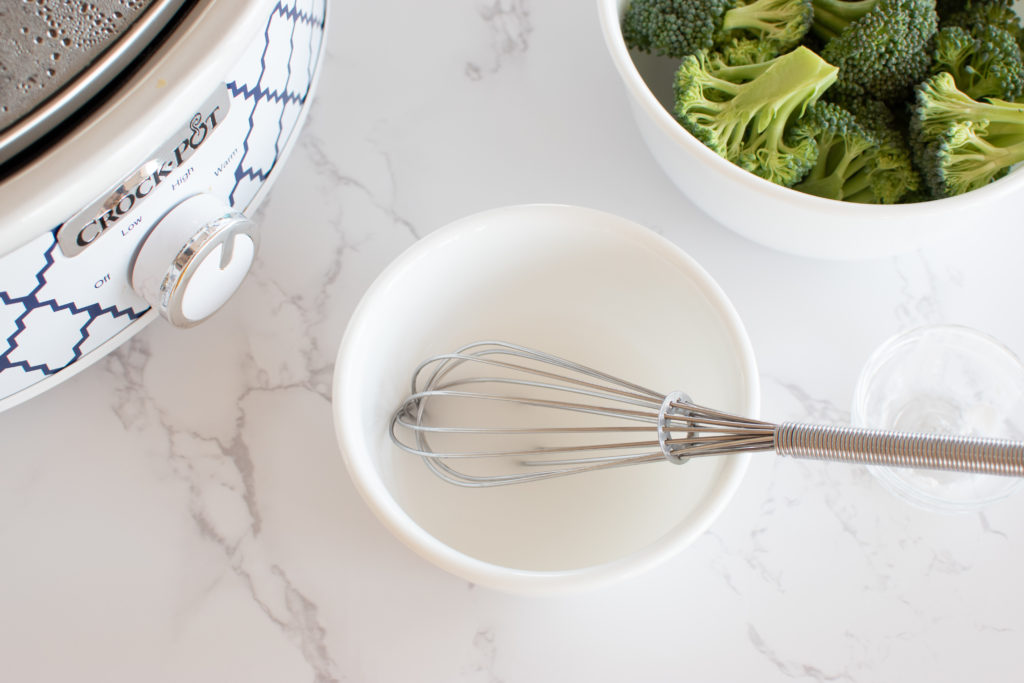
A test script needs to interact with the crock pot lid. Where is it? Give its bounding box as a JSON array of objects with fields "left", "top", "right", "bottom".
[{"left": 0, "top": 0, "right": 191, "bottom": 164}]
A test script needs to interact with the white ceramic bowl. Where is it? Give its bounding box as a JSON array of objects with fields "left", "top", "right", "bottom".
[
  {"left": 596, "top": 0, "right": 1024, "bottom": 259},
  {"left": 333, "top": 204, "right": 759, "bottom": 595}
]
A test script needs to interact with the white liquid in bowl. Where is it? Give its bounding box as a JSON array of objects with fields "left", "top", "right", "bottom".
[{"left": 335, "top": 205, "right": 758, "bottom": 589}]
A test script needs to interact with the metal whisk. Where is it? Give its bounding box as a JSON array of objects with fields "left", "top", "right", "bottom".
[{"left": 389, "top": 341, "right": 1024, "bottom": 487}]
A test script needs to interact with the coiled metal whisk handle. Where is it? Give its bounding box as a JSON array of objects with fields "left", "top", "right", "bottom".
[{"left": 775, "top": 423, "right": 1024, "bottom": 476}]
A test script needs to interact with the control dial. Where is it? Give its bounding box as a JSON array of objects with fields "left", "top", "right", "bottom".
[{"left": 131, "top": 194, "right": 258, "bottom": 328}]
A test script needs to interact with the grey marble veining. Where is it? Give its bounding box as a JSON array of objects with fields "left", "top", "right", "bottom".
[{"left": 2, "top": 0, "right": 1024, "bottom": 681}]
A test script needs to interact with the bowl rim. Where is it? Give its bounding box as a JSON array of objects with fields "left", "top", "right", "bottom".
[
  {"left": 593, "top": 0, "right": 1024, "bottom": 216},
  {"left": 853, "top": 323, "right": 1024, "bottom": 513},
  {"left": 332, "top": 203, "right": 760, "bottom": 595}
]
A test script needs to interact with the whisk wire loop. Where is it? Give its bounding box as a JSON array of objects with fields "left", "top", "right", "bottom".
[
  {"left": 411, "top": 341, "right": 663, "bottom": 401},
  {"left": 389, "top": 342, "right": 778, "bottom": 486}
]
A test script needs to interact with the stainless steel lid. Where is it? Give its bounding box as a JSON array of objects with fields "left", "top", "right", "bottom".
[{"left": 0, "top": 0, "right": 191, "bottom": 166}]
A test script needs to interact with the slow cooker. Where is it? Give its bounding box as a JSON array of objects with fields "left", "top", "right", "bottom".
[{"left": 0, "top": 0, "right": 327, "bottom": 411}]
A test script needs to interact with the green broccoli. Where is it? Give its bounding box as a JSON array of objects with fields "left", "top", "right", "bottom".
[
  {"left": 845, "top": 98, "right": 921, "bottom": 202},
  {"left": 917, "top": 120, "right": 1023, "bottom": 197},
  {"left": 711, "top": 36, "right": 786, "bottom": 66},
  {"left": 941, "top": 0, "right": 1021, "bottom": 32},
  {"left": 623, "top": 0, "right": 1024, "bottom": 202},
  {"left": 716, "top": 0, "right": 814, "bottom": 50},
  {"left": 932, "top": 24, "right": 1024, "bottom": 101},
  {"left": 819, "top": 0, "right": 938, "bottom": 105},
  {"left": 942, "top": 0, "right": 1024, "bottom": 55},
  {"left": 623, "top": 0, "right": 729, "bottom": 57},
  {"left": 622, "top": 0, "right": 812, "bottom": 58},
  {"left": 792, "top": 103, "right": 877, "bottom": 199},
  {"left": 794, "top": 101, "right": 920, "bottom": 202},
  {"left": 673, "top": 45, "right": 838, "bottom": 186},
  {"left": 809, "top": 0, "right": 880, "bottom": 39},
  {"left": 911, "top": 71, "right": 1024, "bottom": 197}
]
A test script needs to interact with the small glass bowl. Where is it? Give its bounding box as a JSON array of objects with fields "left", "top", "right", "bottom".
[{"left": 852, "top": 325, "right": 1024, "bottom": 513}]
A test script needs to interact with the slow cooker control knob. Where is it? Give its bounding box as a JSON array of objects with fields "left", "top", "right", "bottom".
[{"left": 131, "top": 194, "right": 258, "bottom": 328}]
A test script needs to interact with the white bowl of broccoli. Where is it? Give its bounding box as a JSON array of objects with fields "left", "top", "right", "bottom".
[{"left": 597, "top": 0, "right": 1024, "bottom": 259}]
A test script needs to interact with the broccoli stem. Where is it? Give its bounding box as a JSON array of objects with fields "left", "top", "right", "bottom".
[
  {"left": 921, "top": 94, "right": 1024, "bottom": 139},
  {"left": 794, "top": 169, "right": 844, "bottom": 198},
  {"left": 719, "top": 0, "right": 792, "bottom": 35},
  {"left": 740, "top": 48, "right": 838, "bottom": 143},
  {"left": 917, "top": 75, "right": 1023, "bottom": 137},
  {"left": 986, "top": 132, "right": 1024, "bottom": 147},
  {"left": 683, "top": 55, "right": 813, "bottom": 156},
  {"left": 810, "top": 0, "right": 877, "bottom": 39},
  {"left": 711, "top": 61, "right": 774, "bottom": 85},
  {"left": 841, "top": 163, "right": 876, "bottom": 199},
  {"left": 845, "top": 186, "right": 877, "bottom": 203},
  {"left": 675, "top": 46, "right": 838, "bottom": 186},
  {"left": 944, "top": 135, "right": 1024, "bottom": 192},
  {"left": 795, "top": 134, "right": 874, "bottom": 199}
]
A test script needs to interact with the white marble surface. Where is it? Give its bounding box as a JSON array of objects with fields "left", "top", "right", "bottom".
[{"left": 4, "top": 1, "right": 1024, "bottom": 680}]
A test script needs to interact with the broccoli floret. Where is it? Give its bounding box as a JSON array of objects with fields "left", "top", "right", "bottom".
[
  {"left": 843, "top": 106, "right": 921, "bottom": 202},
  {"left": 794, "top": 101, "right": 920, "bottom": 202},
  {"left": 932, "top": 24, "right": 1024, "bottom": 101},
  {"left": 623, "top": 0, "right": 730, "bottom": 57},
  {"left": 912, "top": 71, "right": 1020, "bottom": 138},
  {"left": 716, "top": 0, "right": 814, "bottom": 51},
  {"left": 810, "top": 0, "right": 879, "bottom": 39},
  {"left": 673, "top": 45, "right": 838, "bottom": 186},
  {"left": 820, "top": 0, "right": 938, "bottom": 105},
  {"left": 942, "top": 0, "right": 1024, "bottom": 54},
  {"left": 942, "top": 0, "right": 1021, "bottom": 32},
  {"left": 918, "top": 119, "right": 1023, "bottom": 196},
  {"left": 911, "top": 72, "right": 1024, "bottom": 196},
  {"left": 793, "top": 103, "right": 877, "bottom": 199},
  {"left": 833, "top": 92, "right": 906, "bottom": 136},
  {"left": 711, "top": 36, "right": 786, "bottom": 66},
  {"left": 622, "top": 0, "right": 812, "bottom": 58}
]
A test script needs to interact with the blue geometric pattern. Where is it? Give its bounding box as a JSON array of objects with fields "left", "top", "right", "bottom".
[
  {"left": 0, "top": 0, "right": 325, "bottom": 403},
  {"left": 0, "top": 236, "right": 143, "bottom": 377},
  {"left": 227, "top": 1, "right": 325, "bottom": 207}
]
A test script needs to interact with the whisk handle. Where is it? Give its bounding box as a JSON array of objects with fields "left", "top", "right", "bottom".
[{"left": 775, "top": 423, "right": 1024, "bottom": 476}]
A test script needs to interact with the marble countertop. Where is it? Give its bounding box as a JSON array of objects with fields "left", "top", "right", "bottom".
[{"left": 4, "top": 1, "right": 1024, "bottom": 681}]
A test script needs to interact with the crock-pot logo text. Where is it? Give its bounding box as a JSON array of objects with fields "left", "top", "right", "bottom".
[
  {"left": 75, "top": 111, "right": 220, "bottom": 248},
  {"left": 56, "top": 87, "right": 231, "bottom": 257}
]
